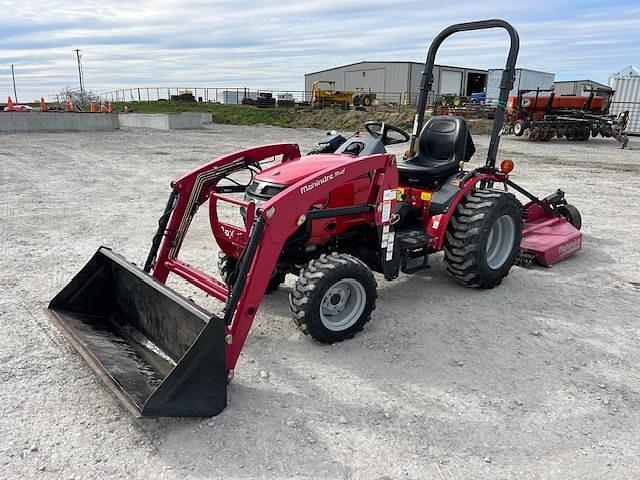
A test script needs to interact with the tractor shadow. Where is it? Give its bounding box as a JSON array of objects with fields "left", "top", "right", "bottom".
[
  {"left": 138, "top": 249, "right": 633, "bottom": 476},
  {"left": 139, "top": 383, "right": 357, "bottom": 478},
  {"left": 133, "top": 231, "right": 633, "bottom": 477}
]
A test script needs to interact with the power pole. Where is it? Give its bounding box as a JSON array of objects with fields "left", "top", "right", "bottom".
[
  {"left": 11, "top": 64, "right": 17, "bottom": 102},
  {"left": 74, "top": 49, "right": 84, "bottom": 102}
]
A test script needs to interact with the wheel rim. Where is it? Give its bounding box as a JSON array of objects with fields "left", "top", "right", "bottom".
[
  {"left": 485, "top": 214, "right": 516, "bottom": 270},
  {"left": 319, "top": 278, "right": 366, "bottom": 331}
]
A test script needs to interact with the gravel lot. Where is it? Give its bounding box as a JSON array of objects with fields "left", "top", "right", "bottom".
[{"left": 1, "top": 124, "right": 639, "bottom": 479}]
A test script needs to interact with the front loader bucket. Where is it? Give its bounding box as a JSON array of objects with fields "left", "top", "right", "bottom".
[{"left": 46, "top": 247, "right": 227, "bottom": 417}]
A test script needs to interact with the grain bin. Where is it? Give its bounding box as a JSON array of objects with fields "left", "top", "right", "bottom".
[{"left": 610, "top": 76, "right": 640, "bottom": 134}]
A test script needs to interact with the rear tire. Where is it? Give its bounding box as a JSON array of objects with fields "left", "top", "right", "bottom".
[
  {"left": 557, "top": 204, "right": 582, "bottom": 230},
  {"left": 289, "top": 253, "right": 377, "bottom": 343},
  {"left": 444, "top": 189, "right": 523, "bottom": 289}
]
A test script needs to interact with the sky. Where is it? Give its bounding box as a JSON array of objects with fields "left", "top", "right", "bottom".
[{"left": 1, "top": 0, "right": 638, "bottom": 101}]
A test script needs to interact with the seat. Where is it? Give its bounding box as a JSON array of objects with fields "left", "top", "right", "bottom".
[{"left": 397, "top": 116, "right": 475, "bottom": 187}]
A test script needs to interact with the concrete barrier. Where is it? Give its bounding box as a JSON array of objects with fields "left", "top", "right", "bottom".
[
  {"left": 118, "top": 113, "right": 212, "bottom": 130},
  {"left": 0, "top": 112, "right": 119, "bottom": 132},
  {"left": 0, "top": 112, "right": 212, "bottom": 133},
  {"left": 171, "top": 112, "right": 212, "bottom": 128}
]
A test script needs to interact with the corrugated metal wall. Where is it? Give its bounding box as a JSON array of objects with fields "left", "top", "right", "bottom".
[
  {"left": 610, "top": 77, "right": 640, "bottom": 134},
  {"left": 304, "top": 62, "right": 409, "bottom": 97},
  {"left": 304, "top": 62, "right": 486, "bottom": 103},
  {"left": 407, "top": 65, "right": 471, "bottom": 102},
  {"left": 553, "top": 82, "right": 580, "bottom": 96},
  {"left": 553, "top": 81, "right": 609, "bottom": 96},
  {"left": 486, "top": 69, "right": 554, "bottom": 100}
]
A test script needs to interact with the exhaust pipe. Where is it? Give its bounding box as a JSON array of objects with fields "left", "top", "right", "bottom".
[{"left": 46, "top": 247, "right": 227, "bottom": 417}]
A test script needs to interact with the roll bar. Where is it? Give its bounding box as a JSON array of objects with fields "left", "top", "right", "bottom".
[{"left": 410, "top": 19, "right": 520, "bottom": 168}]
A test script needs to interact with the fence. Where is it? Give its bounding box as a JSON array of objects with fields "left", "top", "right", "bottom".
[
  {"left": 95, "top": 88, "right": 309, "bottom": 104},
  {"left": 47, "top": 87, "right": 443, "bottom": 108},
  {"left": 43, "top": 87, "right": 510, "bottom": 119}
]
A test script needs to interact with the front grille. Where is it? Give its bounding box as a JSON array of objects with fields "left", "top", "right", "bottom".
[
  {"left": 242, "top": 181, "right": 287, "bottom": 219},
  {"left": 245, "top": 181, "right": 286, "bottom": 200}
]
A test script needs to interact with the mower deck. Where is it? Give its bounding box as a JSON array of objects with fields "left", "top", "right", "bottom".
[{"left": 521, "top": 216, "right": 582, "bottom": 266}]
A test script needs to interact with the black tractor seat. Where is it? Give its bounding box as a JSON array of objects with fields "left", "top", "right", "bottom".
[{"left": 398, "top": 116, "right": 475, "bottom": 188}]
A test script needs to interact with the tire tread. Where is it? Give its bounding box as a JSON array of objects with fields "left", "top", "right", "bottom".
[
  {"left": 290, "top": 252, "right": 377, "bottom": 343},
  {"left": 444, "top": 188, "right": 522, "bottom": 289}
]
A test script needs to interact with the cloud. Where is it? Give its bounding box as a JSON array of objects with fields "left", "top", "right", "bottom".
[{"left": 1, "top": 0, "right": 638, "bottom": 101}]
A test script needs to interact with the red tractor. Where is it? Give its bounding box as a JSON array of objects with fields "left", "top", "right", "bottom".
[{"left": 48, "top": 20, "right": 583, "bottom": 417}]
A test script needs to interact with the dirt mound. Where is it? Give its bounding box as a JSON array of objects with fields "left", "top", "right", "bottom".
[
  {"left": 290, "top": 108, "right": 494, "bottom": 135},
  {"left": 291, "top": 108, "right": 414, "bottom": 131}
]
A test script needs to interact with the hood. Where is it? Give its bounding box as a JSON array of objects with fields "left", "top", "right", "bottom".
[{"left": 254, "top": 154, "right": 349, "bottom": 186}]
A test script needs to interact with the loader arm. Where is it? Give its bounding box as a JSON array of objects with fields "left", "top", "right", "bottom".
[{"left": 149, "top": 143, "right": 301, "bottom": 282}]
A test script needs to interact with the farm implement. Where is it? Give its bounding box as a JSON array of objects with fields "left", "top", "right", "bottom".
[{"left": 502, "top": 87, "right": 629, "bottom": 147}]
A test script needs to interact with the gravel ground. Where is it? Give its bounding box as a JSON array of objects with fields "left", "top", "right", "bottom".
[{"left": 1, "top": 124, "right": 639, "bottom": 479}]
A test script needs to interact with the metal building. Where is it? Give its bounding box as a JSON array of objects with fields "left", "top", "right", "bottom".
[
  {"left": 304, "top": 61, "right": 487, "bottom": 103},
  {"left": 553, "top": 80, "right": 611, "bottom": 96},
  {"left": 486, "top": 68, "right": 554, "bottom": 100}
]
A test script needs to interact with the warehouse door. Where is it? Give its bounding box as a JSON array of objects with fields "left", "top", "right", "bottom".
[
  {"left": 439, "top": 70, "right": 463, "bottom": 95},
  {"left": 466, "top": 72, "right": 486, "bottom": 96},
  {"left": 345, "top": 68, "right": 386, "bottom": 93}
]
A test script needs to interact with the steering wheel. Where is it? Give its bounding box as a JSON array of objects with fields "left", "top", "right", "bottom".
[{"left": 364, "top": 121, "right": 410, "bottom": 146}]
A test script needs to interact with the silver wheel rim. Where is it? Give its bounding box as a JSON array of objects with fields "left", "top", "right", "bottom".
[
  {"left": 485, "top": 214, "right": 516, "bottom": 270},
  {"left": 320, "top": 278, "right": 366, "bottom": 331},
  {"left": 514, "top": 122, "right": 523, "bottom": 135}
]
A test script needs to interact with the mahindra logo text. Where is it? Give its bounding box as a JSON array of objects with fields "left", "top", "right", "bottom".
[
  {"left": 299, "top": 168, "right": 346, "bottom": 194},
  {"left": 558, "top": 237, "right": 581, "bottom": 257}
]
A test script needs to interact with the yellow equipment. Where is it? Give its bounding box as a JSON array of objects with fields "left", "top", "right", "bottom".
[{"left": 310, "top": 81, "right": 353, "bottom": 108}]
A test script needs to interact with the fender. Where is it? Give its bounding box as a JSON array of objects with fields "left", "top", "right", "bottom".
[{"left": 429, "top": 171, "right": 508, "bottom": 250}]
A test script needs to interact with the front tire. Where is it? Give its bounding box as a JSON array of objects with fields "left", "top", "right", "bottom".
[
  {"left": 444, "top": 189, "right": 523, "bottom": 288},
  {"left": 218, "top": 253, "right": 284, "bottom": 294},
  {"left": 218, "top": 252, "right": 237, "bottom": 286},
  {"left": 289, "top": 253, "right": 377, "bottom": 343}
]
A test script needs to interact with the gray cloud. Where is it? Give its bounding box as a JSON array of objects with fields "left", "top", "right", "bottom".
[{"left": 2, "top": 0, "right": 638, "bottom": 101}]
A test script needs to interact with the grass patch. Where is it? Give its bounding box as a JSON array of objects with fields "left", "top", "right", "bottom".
[
  {"left": 112, "top": 101, "right": 295, "bottom": 127},
  {"left": 111, "top": 101, "right": 494, "bottom": 135}
]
